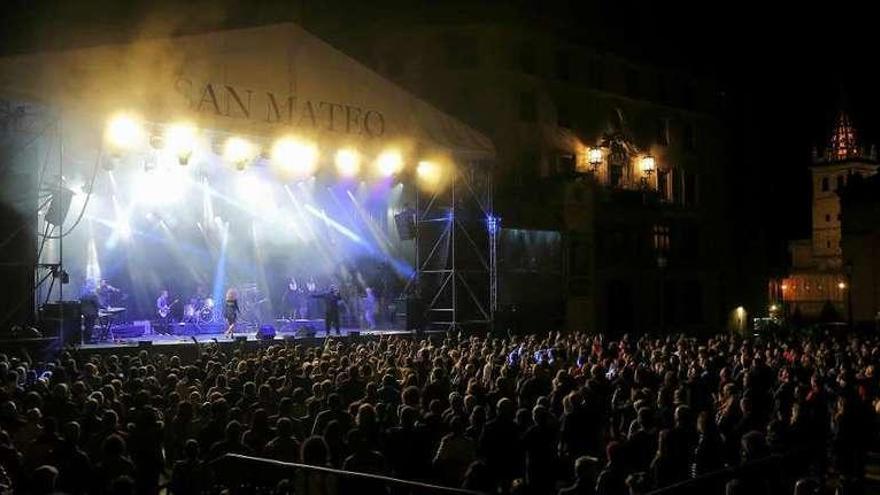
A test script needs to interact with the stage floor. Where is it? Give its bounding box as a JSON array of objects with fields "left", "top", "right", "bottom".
[{"left": 79, "top": 326, "right": 415, "bottom": 349}]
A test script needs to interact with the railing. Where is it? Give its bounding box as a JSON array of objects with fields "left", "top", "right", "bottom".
[
  {"left": 207, "top": 454, "right": 487, "bottom": 495},
  {"left": 646, "top": 452, "right": 804, "bottom": 495}
]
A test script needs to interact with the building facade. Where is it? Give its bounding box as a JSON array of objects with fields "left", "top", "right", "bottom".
[
  {"left": 840, "top": 173, "right": 880, "bottom": 326},
  {"left": 773, "top": 112, "right": 879, "bottom": 321},
  {"left": 306, "top": 11, "right": 755, "bottom": 334}
]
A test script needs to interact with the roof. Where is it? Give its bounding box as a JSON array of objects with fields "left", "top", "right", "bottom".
[{"left": 0, "top": 22, "right": 494, "bottom": 160}]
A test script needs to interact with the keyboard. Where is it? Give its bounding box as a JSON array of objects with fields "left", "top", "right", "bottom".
[{"left": 99, "top": 307, "right": 127, "bottom": 317}]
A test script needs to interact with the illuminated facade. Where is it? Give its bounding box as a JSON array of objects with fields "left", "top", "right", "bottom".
[
  {"left": 304, "top": 10, "right": 753, "bottom": 334},
  {"left": 773, "top": 111, "right": 879, "bottom": 320}
]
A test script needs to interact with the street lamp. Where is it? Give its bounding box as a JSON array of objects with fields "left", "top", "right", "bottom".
[
  {"left": 588, "top": 147, "right": 603, "bottom": 174},
  {"left": 640, "top": 155, "right": 655, "bottom": 189}
]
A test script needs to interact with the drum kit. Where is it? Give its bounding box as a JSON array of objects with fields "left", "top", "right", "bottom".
[{"left": 183, "top": 297, "right": 216, "bottom": 324}]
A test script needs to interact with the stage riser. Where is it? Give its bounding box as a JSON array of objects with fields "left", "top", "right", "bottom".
[{"left": 113, "top": 322, "right": 227, "bottom": 338}]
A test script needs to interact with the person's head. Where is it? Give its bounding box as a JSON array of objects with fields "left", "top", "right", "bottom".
[
  {"left": 574, "top": 456, "right": 597, "bottom": 482},
  {"left": 300, "top": 436, "right": 330, "bottom": 466},
  {"left": 32, "top": 465, "right": 59, "bottom": 494},
  {"left": 225, "top": 420, "right": 242, "bottom": 442},
  {"left": 793, "top": 477, "right": 821, "bottom": 495},
  {"left": 183, "top": 439, "right": 199, "bottom": 460},
  {"left": 399, "top": 406, "right": 418, "bottom": 429},
  {"left": 62, "top": 421, "right": 81, "bottom": 443},
  {"left": 740, "top": 431, "right": 768, "bottom": 463},
  {"left": 226, "top": 288, "right": 238, "bottom": 301},
  {"left": 496, "top": 398, "right": 515, "bottom": 421},
  {"left": 102, "top": 434, "right": 127, "bottom": 458},
  {"left": 161, "top": 290, "right": 169, "bottom": 298},
  {"left": 347, "top": 429, "right": 367, "bottom": 453},
  {"left": 277, "top": 417, "right": 294, "bottom": 438},
  {"left": 606, "top": 440, "right": 623, "bottom": 465}
]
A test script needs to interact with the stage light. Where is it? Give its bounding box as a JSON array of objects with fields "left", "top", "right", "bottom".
[
  {"left": 165, "top": 123, "right": 198, "bottom": 165},
  {"left": 335, "top": 149, "right": 361, "bottom": 178},
  {"left": 376, "top": 150, "right": 403, "bottom": 177},
  {"left": 416, "top": 160, "right": 442, "bottom": 185},
  {"left": 271, "top": 137, "right": 318, "bottom": 177},
  {"left": 224, "top": 137, "right": 255, "bottom": 170},
  {"left": 105, "top": 113, "right": 143, "bottom": 151}
]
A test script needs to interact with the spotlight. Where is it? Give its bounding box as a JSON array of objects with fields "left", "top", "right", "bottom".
[
  {"left": 105, "top": 113, "right": 143, "bottom": 151},
  {"left": 271, "top": 137, "right": 318, "bottom": 177},
  {"left": 166, "top": 123, "right": 198, "bottom": 165},
  {"left": 376, "top": 150, "right": 403, "bottom": 177},
  {"left": 224, "top": 137, "right": 255, "bottom": 170},
  {"left": 335, "top": 148, "right": 360, "bottom": 178},
  {"left": 416, "top": 160, "right": 442, "bottom": 185}
]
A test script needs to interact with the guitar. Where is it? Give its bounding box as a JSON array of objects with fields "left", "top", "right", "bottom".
[{"left": 157, "top": 298, "right": 179, "bottom": 318}]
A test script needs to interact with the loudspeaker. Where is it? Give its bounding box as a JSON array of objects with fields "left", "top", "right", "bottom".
[
  {"left": 46, "top": 188, "right": 74, "bottom": 227},
  {"left": 39, "top": 301, "right": 81, "bottom": 346},
  {"left": 394, "top": 210, "right": 416, "bottom": 240},
  {"left": 138, "top": 341, "right": 152, "bottom": 348},
  {"left": 234, "top": 336, "right": 247, "bottom": 343},
  {"left": 257, "top": 325, "right": 276, "bottom": 340}
]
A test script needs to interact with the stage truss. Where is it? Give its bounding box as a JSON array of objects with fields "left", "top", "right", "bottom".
[{"left": 414, "top": 158, "right": 496, "bottom": 331}]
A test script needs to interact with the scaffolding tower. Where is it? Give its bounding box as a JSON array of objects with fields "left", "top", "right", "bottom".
[{"left": 414, "top": 158, "right": 496, "bottom": 331}]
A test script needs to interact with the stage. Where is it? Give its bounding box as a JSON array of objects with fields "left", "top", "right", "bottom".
[
  {"left": 80, "top": 324, "right": 417, "bottom": 349},
  {"left": 2, "top": 325, "right": 433, "bottom": 363}
]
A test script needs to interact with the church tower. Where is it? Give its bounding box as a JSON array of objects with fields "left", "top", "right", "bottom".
[
  {"left": 772, "top": 108, "right": 879, "bottom": 320},
  {"left": 809, "top": 111, "right": 878, "bottom": 268}
]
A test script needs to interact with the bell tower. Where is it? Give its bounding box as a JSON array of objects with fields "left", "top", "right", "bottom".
[{"left": 809, "top": 111, "right": 878, "bottom": 269}]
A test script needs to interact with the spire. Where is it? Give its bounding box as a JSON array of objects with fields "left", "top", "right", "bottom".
[{"left": 829, "top": 110, "right": 859, "bottom": 160}]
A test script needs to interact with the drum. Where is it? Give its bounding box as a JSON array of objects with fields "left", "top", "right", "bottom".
[
  {"left": 199, "top": 305, "right": 214, "bottom": 323},
  {"left": 184, "top": 304, "right": 196, "bottom": 319}
]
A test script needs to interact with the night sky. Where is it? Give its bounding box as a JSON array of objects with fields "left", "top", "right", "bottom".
[{"left": 2, "top": 0, "right": 878, "bottom": 269}]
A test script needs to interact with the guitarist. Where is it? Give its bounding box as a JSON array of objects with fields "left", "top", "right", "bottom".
[{"left": 156, "top": 289, "right": 175, "bottom": 334}]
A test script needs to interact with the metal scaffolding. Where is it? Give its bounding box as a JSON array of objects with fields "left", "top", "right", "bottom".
[{"left": 414, "top": 158, "right": 495, "bottom": 331}]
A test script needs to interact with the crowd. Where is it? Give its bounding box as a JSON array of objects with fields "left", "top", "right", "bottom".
[{"left": 0, "top": 329, "right": 877, "bottom": 494}]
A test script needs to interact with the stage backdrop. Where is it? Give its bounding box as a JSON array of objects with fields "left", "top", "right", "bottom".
[{"left": 0, "top": 23, "right": 494, "bottom": 324}]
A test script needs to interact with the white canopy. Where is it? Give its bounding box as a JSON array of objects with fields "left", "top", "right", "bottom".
[{"left": 0, "top": 22, "right": 494, "bottom": 160}]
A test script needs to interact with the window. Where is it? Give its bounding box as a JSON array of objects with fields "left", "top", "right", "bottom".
[
  {"left": 518, "top": 150, "right": 540, "bottom": 185},
  {"left": 837, "top": 213, "right": 842, "bottom": 220},
  {"left": 672, "top": 168, "right": 683, "bottom": 204},
  {"left": 684, "top": 172, "right": 697, "bottom": 206},
  {"left": 656, "top": 75, "right": 668, "bottom": 103},
  {"left": 442, "top": 33, "right": 477, "bottom": 69},
  {"left": 610, "top": 163, "right": 624, "bottom": 187},
  {"left": 589, "top": 59, "right": 604, "bottom": 89},
  {"left": 555, "top": 50, "right": 571, "bottom": 81},
  {"left": 653, "top": 224, "right": 670, "bottom": 253},
  {"left": 555, "top": 153, "right": 576, "bottom": 175},
  {"left": 656, "top": 118, "right": 669, "bottom": 145},
  {"left": 836, "top": 175, "right": 845, "bottom": 190},
  {"left": 821, "top": 177, "right": 829, "bottom": 192},
  {"left": 683, "top": 123, "right": 696, "bottom": 151},
  {"left": 625, "top": 68, "right": 640, "bottom": 98},
  {"left": 518, "top": 91, "right": 537, "bottom": 122},
  {"left": 657, "top": 169, "right": 670, "bottom": 201},
  {"left": 825, "top": 214, "right": 831, "bottom": 222},
  {"left": 682, "top": 83, "right": 695, "bottom": 109},
  {"left": 517, "top": 42, "right": 537, "bottom": 74},
  {"left": 556, "top": 102, "right": 572, "bottom": 128},
  {"left": 683, "top": 280, "right": 703, "bottom": 324},
  {"left": 826, "top": 241, "right": 831, "bottom": 248}
]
